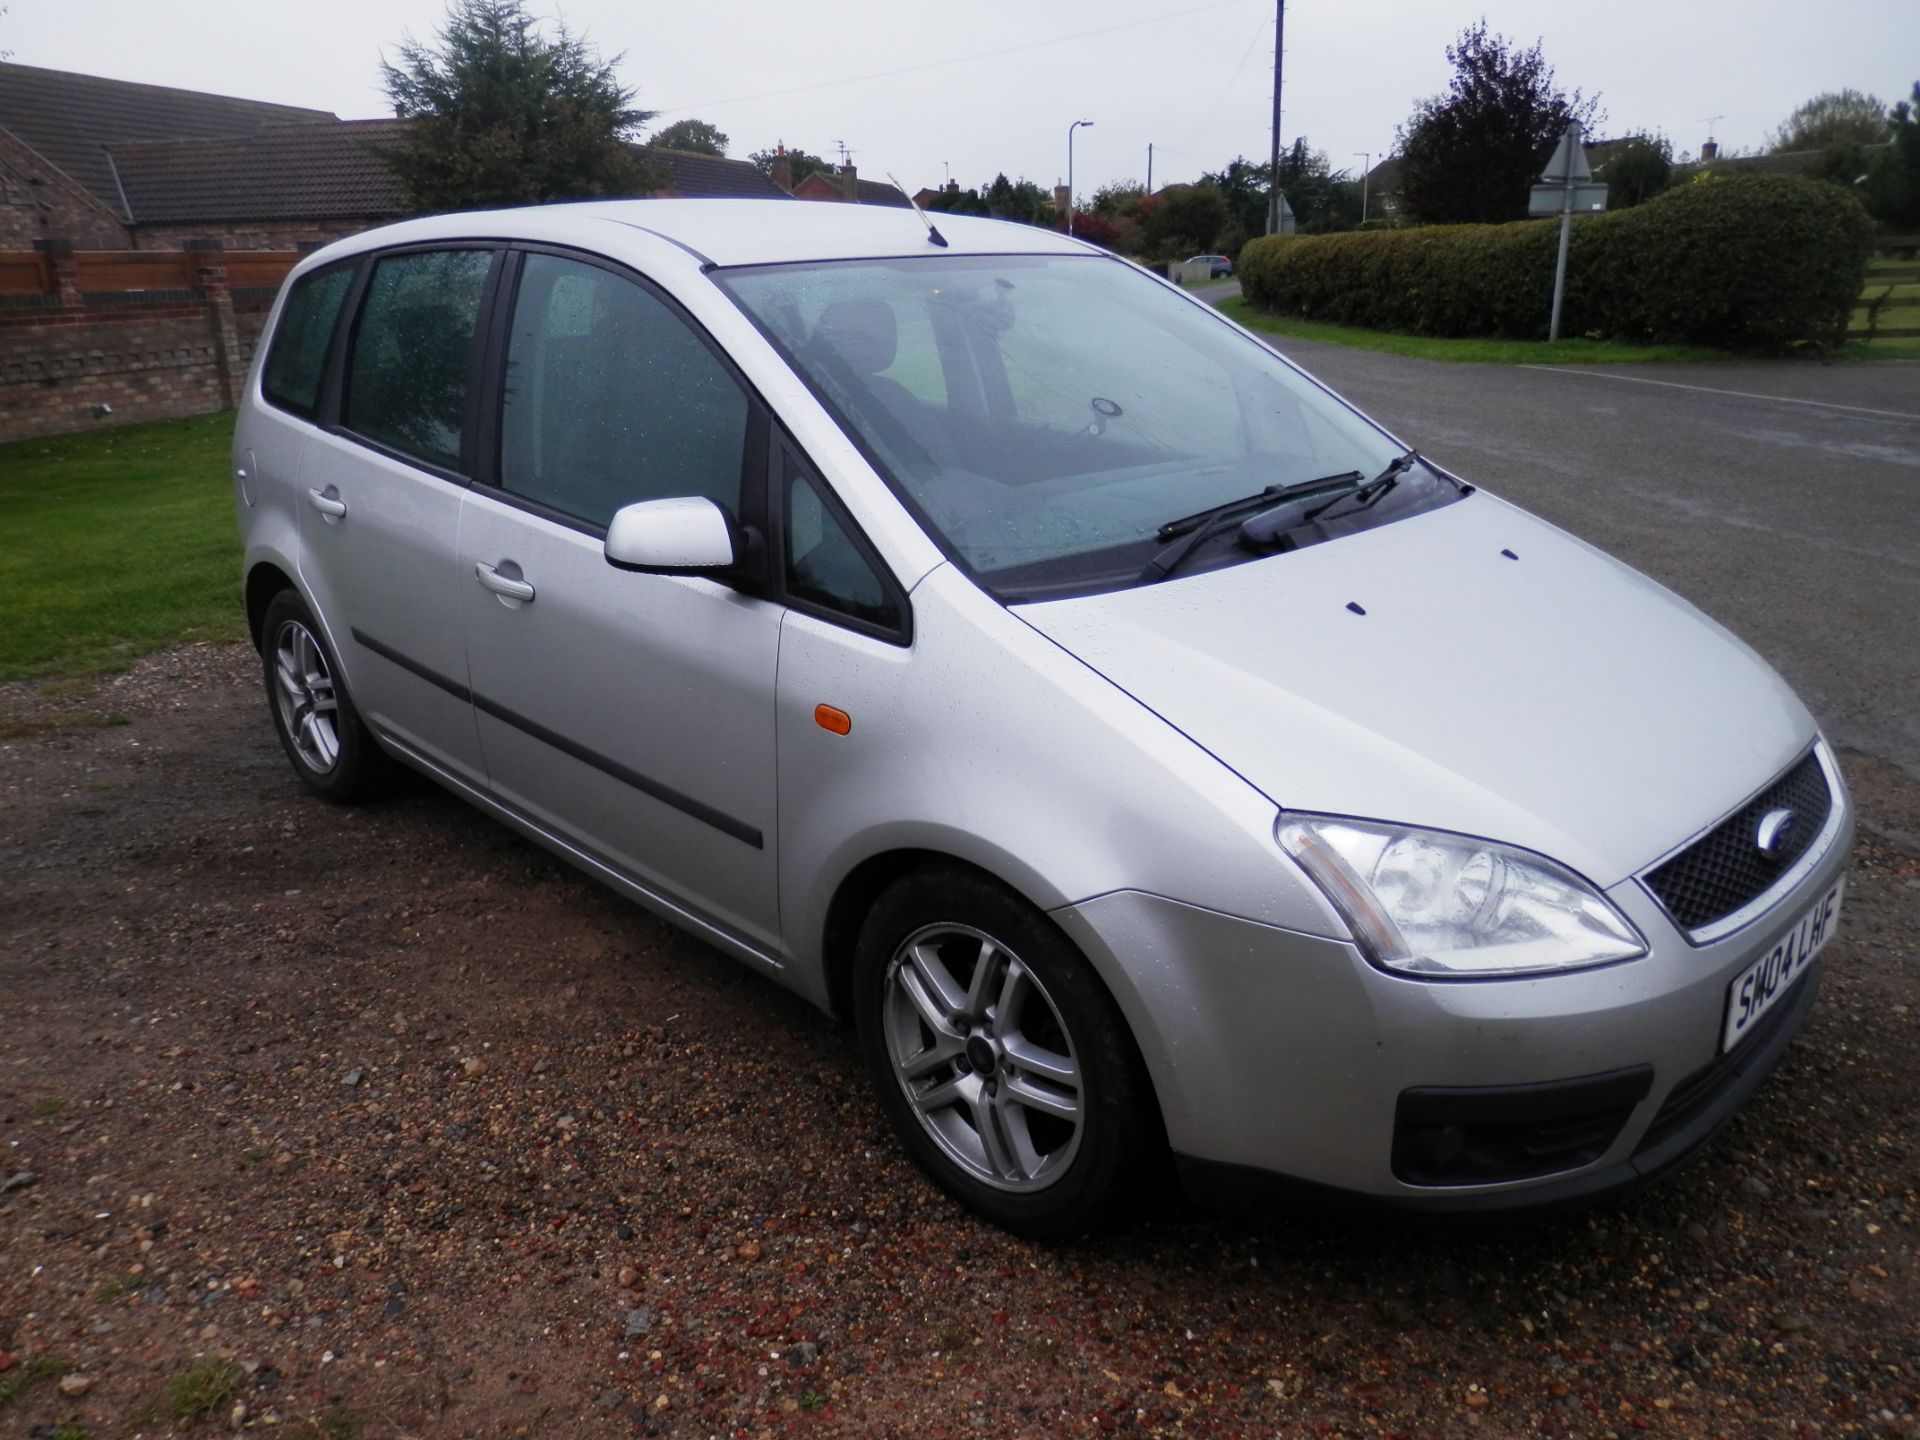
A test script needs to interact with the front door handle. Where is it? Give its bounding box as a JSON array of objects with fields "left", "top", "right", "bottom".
[
  {"left": 307, "top": 487, "right": 347, "bottom": 520},
  {"left": 475, "top": 561, "right": 536, "bottom": 603}
]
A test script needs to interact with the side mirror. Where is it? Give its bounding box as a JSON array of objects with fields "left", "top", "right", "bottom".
[{"left": 604, "top": 497, "right": 741, "bottom": 574}]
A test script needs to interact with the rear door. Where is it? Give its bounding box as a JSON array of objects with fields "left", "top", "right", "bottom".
[
  {"left": 457, "top": 249, "right": 784, "bottom": 951},
  {"left": 297, "top": 246, "right": 499, "bottom": 786}
]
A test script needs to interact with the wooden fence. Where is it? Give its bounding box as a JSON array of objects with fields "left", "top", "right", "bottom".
[
  {"left": 0, "top": 248, "right": 301, "bottom": 298},
  {"left": 1851, "top": 234, "right": 1920, "bottom": 342}
]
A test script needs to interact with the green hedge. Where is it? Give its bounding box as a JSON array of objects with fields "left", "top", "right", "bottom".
[{"left": 1236, "top": 174, "right": 1874, "bottom": 349}]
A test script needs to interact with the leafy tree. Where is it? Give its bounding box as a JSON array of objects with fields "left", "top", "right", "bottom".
[
  {"left": 1862, "top": 82, "right": 1920, "bottom": 232},
  {"left": 924, "top": 185, "right": 991, "bottom": 217},
  {"left": 1396, "top": 21, "right": 1603, "bottom": 224},
  {"left": 984, "top": 173, "right": 1054, "bottom": 226},
  {"left": 650, "top": 118, "right": 729, "bottom": 156},
  {"left": 1276, "top": 140, "right": 1359, "bottom": 232},
  {"left": 1137, "top": 183, "right": 1229, "bottom": 261},
  {"left": 1767, "top": 89, "right": 1890, "bottom": 154},
  {"left": 1599, "top": 134, "right": 1672, "bottom": 208},
  {"left": 1091, "top": 179, "right": 1146, "bottom": 217},
  {"left": 377, "top": 0, "right": 655, "bottom": 211},
  {"left": 1201, "top": 156, "right": 1271, "bottom": 238},
  {"left": 1064, "top": 211, "right": 1124, "bottom": 248},
  {"left": 1203, "top": 144, "right": 1357, "bottom": 239},
  {"left": 748, "top": 146, "right": 832, "bottom": 190}
]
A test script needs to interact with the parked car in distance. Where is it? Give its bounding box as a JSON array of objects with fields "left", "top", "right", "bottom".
[
  {"left": 236, "top": 200, "right": 1851, "bottom": 1236},
  {"left": 1188, "top": 253, "right": 1233, "bottom": 278}
]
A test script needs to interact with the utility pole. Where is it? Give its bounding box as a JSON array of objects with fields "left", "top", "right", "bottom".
[
  {"left": 1146, "top": 143, "right": 1153, "bottom": 194},
  {"left": 1265, "top": 0, "right": 1284, "bottom": 234},
  {"left": 1354, "top": 151, "right": 1370, "bottom": 223}
]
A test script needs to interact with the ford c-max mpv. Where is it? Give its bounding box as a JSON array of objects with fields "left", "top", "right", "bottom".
[{"left": 235, "top": 200, "right": 1851, "bottom": 1235}]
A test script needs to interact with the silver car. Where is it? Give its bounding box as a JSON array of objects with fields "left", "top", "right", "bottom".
[{"left": 234, "top": 200, "right": 1851, "bottom": 1236}]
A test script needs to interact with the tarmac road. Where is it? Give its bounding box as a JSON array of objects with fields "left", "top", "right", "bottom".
[{"left": 1231, "top": 321, "right": 1920, "bottom": 782}]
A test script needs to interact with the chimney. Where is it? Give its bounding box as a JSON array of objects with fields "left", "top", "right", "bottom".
[
  {"left": 840, "top": 162, "right": 858, "bottom": 202},
  {"left": 1700, "top": 139, "right": 1719, "bottom": 161},
  {"left": 945, "top": 179, "right": 959, "bottom": 195},
  {"left": 771, "top": 143, "right": 793, "bottom": 194}
]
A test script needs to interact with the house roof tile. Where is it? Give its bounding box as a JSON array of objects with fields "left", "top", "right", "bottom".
[
  {"left": 0, "top": 61, "right": 335, "bottom": 217},
  {"left": 111, "top": 120, "right": 412, "bottom": 224},
  {"left": 648, "top": 148, "right": 791, "bottom": 199}
]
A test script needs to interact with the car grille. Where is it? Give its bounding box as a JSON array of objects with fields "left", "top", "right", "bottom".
[{"left": 1642, "top": 750, "right": 1831, "bottom": 934}]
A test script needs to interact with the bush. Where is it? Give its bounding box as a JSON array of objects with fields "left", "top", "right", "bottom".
[{"left": 1237, "top": 172, "right": 1874, "bottom": 348}]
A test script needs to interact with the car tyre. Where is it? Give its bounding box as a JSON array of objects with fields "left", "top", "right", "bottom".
[
  {"left": 260, "top": 589, "right": 393, "bottom": 803},
  {"left": 853, "top": 866, "right": 1158, "bottom": 1238}
]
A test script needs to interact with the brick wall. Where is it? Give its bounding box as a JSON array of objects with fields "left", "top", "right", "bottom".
[{"left": 0, "top": 243, "right": 287, "bottom": 443}]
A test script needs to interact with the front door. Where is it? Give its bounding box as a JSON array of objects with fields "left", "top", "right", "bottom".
[{"left": 458, "top": 251, "right": 783, "bottom": 951}]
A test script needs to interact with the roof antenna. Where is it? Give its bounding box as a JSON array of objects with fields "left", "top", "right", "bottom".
[{"left": 891, "top": 172, "right": 949, "bottom": 248}]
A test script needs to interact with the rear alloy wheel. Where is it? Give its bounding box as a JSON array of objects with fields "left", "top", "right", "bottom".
[
  {"left": 260, "top": 590, "right": 392, "bottom": 803},
  {"left": 855, "top": 867, "right": 1156, "bottom": 1237}
]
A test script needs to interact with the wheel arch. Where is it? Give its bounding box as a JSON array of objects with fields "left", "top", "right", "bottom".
[
  {"left": 245, "top": 560, "right": 298, "bottom": 650},
  {"left": 819, "top": 845, "right": 1174, "bottom": 1145}
]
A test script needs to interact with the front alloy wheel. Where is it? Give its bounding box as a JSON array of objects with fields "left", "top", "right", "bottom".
[
  {"left": 854, "top": 867, "right": 1158, "bottom": 1237},
  {"left": 882, "top": 923, "right": 1084, "bottom": 1191}
]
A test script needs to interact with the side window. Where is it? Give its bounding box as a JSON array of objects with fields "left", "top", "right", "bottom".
[
  {"left": 500, "top": 254, "right": 750, "bottom": 530},
  {"left": 786, "top": 461, "right": 901, "bottom": 633},
  {"left": 343, "top": 250, "right": 492, "bottom": 471},
  {"left": 261, "top": 264, "right": 353, "bottom": 418}
]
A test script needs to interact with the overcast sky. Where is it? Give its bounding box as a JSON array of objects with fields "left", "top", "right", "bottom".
[{"left": 5, "top": 0, "right": 1913, "bottom": 197}]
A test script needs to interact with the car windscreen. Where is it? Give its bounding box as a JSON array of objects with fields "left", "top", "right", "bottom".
[{"left": 716, "top": 253, "right": 1455, "bottom": 600}]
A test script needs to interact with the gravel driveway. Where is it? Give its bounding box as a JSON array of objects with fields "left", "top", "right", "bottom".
[{"left": 2, "top": 642, "right": 1916, "bottom": 1439}]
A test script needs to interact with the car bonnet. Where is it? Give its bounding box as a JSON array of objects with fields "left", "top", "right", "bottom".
[{"left": 1013, "top": 493, "right": 1816, "bottom": 890}]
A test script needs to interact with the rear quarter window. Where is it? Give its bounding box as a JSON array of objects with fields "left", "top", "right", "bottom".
[{"left": 261, "top": 265, "right": 354, "bottom": 418}]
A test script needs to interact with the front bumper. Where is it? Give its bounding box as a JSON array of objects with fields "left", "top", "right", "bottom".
[{"left": 1050, "top": 797, "right": 1853, "bottom": 1209}]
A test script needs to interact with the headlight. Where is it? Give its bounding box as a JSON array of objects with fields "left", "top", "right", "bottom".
[{"left": 1277, "top": 815, "right": 1646, "bottom": 978}]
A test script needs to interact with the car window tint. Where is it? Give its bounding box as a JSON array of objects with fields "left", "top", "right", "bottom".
[
  {"left": 500, "top": 254, "right": 749, "bottom": 529},
  {"left": 343, "top": 250, "right": 491, "bottom": 471},
  {"left": 786, "top": 462, "right": 899, "bottom": 630},
  {"left": 261, "top": 264, "right": 353, "bottom": 418}
]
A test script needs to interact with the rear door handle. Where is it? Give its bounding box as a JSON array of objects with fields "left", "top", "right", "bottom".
[
  {"left": 307, "top": 487, "right": 347, "bottom": 519},
  {"left": 475, "top": 561, "right": 535, "bottom": 603}
]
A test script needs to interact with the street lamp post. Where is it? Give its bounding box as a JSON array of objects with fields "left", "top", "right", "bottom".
[
  {"left": 1353, "top": 152, "right": 1371, "bottom": 223},
  {"left": 1066, "top": 119, "right": 1094, "bottom": 236}
]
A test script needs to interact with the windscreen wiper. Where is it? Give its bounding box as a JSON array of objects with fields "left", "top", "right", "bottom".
[
  {"left": 1298, "top": 449, "right": 1421, "bottom": 529},
  {"left": 1138, "top": 472, "right": 1362, "bottom": 585}
]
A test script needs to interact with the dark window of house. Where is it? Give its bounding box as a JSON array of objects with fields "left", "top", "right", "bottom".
[
  {"left": 343, "top": 250, "right": 492, "bottom": 471},
  {"left": 499, "top": 254, "right": 749, "bottom": 529},
  {"left": 786, "top": 462, "right": 901, "bottom": 631},
  {"left": 261, "top": 264, "right": 353, "bottom": 418}
]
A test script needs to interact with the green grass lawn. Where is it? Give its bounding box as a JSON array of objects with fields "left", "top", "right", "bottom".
[
  {"left": 1216, "top": 298, "right": 1732, "bottom": 364},
  {"left": 1222, "top": 296, "right": 1920, "bottom": 364},
  {"left": 0, "top": 412, "right": 245, "bottom": 680}
]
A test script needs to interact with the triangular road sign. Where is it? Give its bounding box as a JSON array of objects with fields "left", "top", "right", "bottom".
[{"left": 1540, "top": 124, "right": 1592, "bottom": 183}]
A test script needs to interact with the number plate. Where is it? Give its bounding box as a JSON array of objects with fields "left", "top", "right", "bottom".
[{"left": 1722, "top": 879, "right": 1843, "bottom": 1052}]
